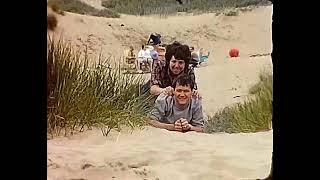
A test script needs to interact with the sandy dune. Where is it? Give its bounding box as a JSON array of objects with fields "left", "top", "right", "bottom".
[
  {"left": 48, "top": 4, "right": 273, "bottom": 180},
  {"left": 48, "top": 127, "right": 272, "bottom": 180}
]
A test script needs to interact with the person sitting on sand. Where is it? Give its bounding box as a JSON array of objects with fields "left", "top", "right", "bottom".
[
  {"left": 149, "top": 36, "right": 166, "bottom": 72},
  {"left": 198, "top": 48, "right": 210, "bottom": 63},
  {"left": 139, "top": 45, "right": 167, "bottom": 94},
  {"left": 137, "top": 45, "right": 146, "bottom": 71},
  {"left": 148, "top": 33, "right": 161, "bottom": 45},
  {"left": 189, "top": 46, "right": 195, "bottom": 53},
  {"left": 125, "top": 46, "right": 136, "bottom": 64},
  {"left": 144, "top": 45, "right": 153, "bottom": 71},
  {"left": 189, "top": 46, "right": 198, "bottom": 60},
  {"left": 148, "top": 74, "right": 204, "bottom": 133},
  {"left": 150, "top": 42, "right": 160, "bottom": 68},
  {"left": 152, "top": 46, "right": 166, "bottom": 70},
  {"left": 190, "top": 47, "right": 210, "bottom": 65},
  {"left": 128, "top": 46, "right": 135, "bottom": 58},
  {"left": 147, "top": 33, "right": 162, "bottom": 65},
  {"left": 150, "top": 41, "right": 199, "bottom": 96},
  {"left": 136, "top": 45, "right": 153, "bottom": 72},
  {"left": 199, "top": 48, "right": 210, "bottom": 58}
]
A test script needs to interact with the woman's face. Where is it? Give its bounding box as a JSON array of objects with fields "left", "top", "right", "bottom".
[{"left": 169, "top": 56, "right": 185, "bottom": 75}]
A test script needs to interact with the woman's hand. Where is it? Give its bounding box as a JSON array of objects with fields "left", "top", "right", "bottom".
[{"left": 161, "top": 86, "right": 174, "bottom": 96}]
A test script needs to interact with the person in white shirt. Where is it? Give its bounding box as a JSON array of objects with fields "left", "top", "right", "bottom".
[
  {"left": 143, "top": 45, "right": 153, "bottom": 71},
  {"left": 137, "top": 45, "right": 146, "bottom": 71}
]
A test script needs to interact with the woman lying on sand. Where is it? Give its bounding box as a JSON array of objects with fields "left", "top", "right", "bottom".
[{"left": 149, "top": 41, "right": 199, "bottom": 97}]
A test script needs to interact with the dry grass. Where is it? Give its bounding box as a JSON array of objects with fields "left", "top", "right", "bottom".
[
  {"left": 90, "top": 8, "right": 120, "bottom": 18},
  {"left": 101, "top": 0, "right": 271, "bottom": 16},
  {"left": 204, "top": 70, "right": 273, "bottom": 133},
  {"left": 48, "top": 0, "right": 120, "bottom": 18},
  {"left": 47, "top": 35, "right": 152, "bottom": 138},
  {"left": 47, "top": 13, "right": 58, "bottom": 31},
  {"left": 48, "top": 3, "right": 65, "bottom": 15}
]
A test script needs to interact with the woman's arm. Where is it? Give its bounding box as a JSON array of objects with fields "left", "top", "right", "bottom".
[
  {"left": 150, "top": 85, "right": 174, "bottom": 96},
  {"left": 150, "top": 85, "right": 163, "bottom": 95}
]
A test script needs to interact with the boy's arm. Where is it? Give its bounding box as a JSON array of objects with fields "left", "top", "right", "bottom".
[
  {"left": 189, "top": 125, "right": 204, "bottom": 133},
  {"left": 148, "top": 95, "right": 170, "bottom": 129},
  {"left": 148, "top": 119, "right": 175, "bottom": 131},
  {"left": 148, "top": 95, "right": 179, "bottom": 131},
  {"left": 190, "top": 99, "right": 205, "bottom": 132}
]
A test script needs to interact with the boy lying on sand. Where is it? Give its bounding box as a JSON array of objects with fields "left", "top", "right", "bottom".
[{"left": 148, "top": 75, "right": 204, "bottom": 133}]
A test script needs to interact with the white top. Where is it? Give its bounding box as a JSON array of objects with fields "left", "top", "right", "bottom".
[
  {"left": 144, "top": 49, "right": 152, "bottom": 59},
  {"left": 138, "top": 49, "right": 145, "bottom": 58}
]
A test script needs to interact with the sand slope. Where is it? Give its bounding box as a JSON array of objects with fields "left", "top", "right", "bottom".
[
  {"left": 48, "top": 4, "right": 273, "bottom": 180},
  {"left": 48, "top": 127, "right": 272, "bottom": 180}
]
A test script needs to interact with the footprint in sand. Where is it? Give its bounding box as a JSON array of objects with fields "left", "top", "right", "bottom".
[
  {"left": 128, "top": 161, "right": 149, "bottom": 169},
  {"left": 139, "top": 177, "right": 160, "bottom": 180},
  {"left": 81, "top": 163, "right": 95, "bottom": 170},
  {"left": 107, "top": 161, "right": 126, "bottom": 171},
  {"left": 128, "top": 162, "right": 152, "bottom": 178},
  {"left": 106, "top": 161, "right": 152, "bottom": 177},
  {"left": 133, "top": 167, "right": 149, "bottom": 177},
  {"left": 47, "top": 158, "right": 60, "bottom": 169},
  {"left": 47, "top": 162, "right": 60, "bottom": 169}
]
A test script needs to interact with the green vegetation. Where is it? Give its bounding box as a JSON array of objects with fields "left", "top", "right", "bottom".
[
  {"left": 204, "top": 70, "right": 273, "bottom": 133},
  {"left": 48, "top": 0, "right": 120, "bottom": 18},
  {"left": 101, "top": 0, "right": 271, "bottom": 16},
  {"left": 47, "top": 36, "right": 152, "bottom": 137}
]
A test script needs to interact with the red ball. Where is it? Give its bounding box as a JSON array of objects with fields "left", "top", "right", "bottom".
[{"left": 229, "top": 48, "right": 239, "bottom": 57}]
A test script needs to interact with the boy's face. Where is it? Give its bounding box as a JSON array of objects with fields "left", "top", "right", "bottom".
[{"left": 174, "top": 84, "right": 192, "bottom": 105}]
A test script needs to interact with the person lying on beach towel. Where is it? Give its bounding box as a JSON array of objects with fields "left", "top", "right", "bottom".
[
  {"left": 190, "top": 47, "right": 210, "bottom": 66},
  {"left": 148, "top": 75, "right": 204, "bottom": 133}
]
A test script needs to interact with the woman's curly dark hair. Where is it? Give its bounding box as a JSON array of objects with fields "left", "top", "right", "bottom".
[{"left": 165, "top": 41, "right": 191, "bottom": 73}]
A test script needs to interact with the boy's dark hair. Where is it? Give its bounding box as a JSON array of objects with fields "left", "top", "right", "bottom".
[
  {"left": 173, "top": 74, "right": 194, "bottom": 90},
  {"left": 165, "top": 41, "right": 191, "bottom": 73}
]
